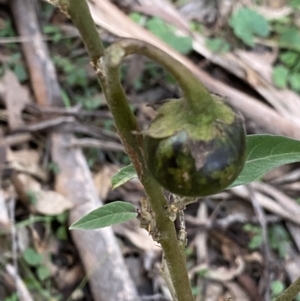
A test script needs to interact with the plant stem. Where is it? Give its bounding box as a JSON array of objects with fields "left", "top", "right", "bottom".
[
  {"left": 67, "top": 0, "right": 105, "bottom": 64},
  {"left": 274, "top": 276, "right": 300, "bottom": 301},
  {"left": 63, "top": 1, "right": 194, "bottom": 300},
  {"left": 103, "top": 40, "right": 194, "bottom": 301},
  {"left": 105, "top": 38, "right": 214, "bottom": 114}
]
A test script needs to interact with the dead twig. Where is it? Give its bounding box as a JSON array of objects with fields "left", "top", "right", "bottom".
[
  {"left": 248, "top": 185, "right": 271, "bottom": 301},
  {"left": 68, "top": 137, "right": 124, "bottom": 152}
]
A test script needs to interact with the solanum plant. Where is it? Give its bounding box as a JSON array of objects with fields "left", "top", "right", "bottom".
[{"left": 50, "top": 1, "right": 300, "bottom": 300}]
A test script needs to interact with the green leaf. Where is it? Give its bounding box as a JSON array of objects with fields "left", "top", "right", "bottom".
[
  {"left": 206, "top": 37, "right": 230, "bottom": 53},
  {"left": 23, "top": 248, "right": 43, "bottom": 267},
  {"left": 272, "top": 65, "right": 289, "bottom": 88},
  {"left": 289, "top": 0, "right": 300, "bottom": 8},
  {"left": 279, "top": 27, "right": 300, "bottom": 51},
  {"left": 271, "top": 280, "right": 285, "bottom": 297},
  {"left": 69, "top": 201, "right": 137, "bottom": 230},
  {"left": 146, "top": 17, "right": 193, "bottom": 54},
  {"left": 279, "top": 51, "right": 299, "bottom": 67},
  {"left": 129, "top": 12, "right": 143, "bottom": 23},
  {"left": 37, "top": 266, "right": 51, "bottom": 281},
  {"left": 288, "top": 72, "right": 300, "bottom": 92},
  {"left": 230, "top": 135, "right": 300, "bottom": 188},
  {"left": 55, "top": 225, "right": 68, "bottom": 240},
  {"left": 13, "top": 64, "right": 28, "bottom": 82},
  {"left": 229, "top": 8, "right": 269, "bottom": 47},
  {"left": 111, "top": 164, "right": 137, "bottom": 189}
]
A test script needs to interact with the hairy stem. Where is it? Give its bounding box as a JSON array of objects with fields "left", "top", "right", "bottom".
[{"left": 62, "top": 1, "right": 194, "bottom": 300}]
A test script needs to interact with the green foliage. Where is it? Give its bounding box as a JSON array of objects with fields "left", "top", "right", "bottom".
[
  {"left": 273, "top": 50, "right": 300, "bottom": 92},
  {"left": 47, "top": 162, "right": 60, "bottom": 174},
  {"left": 289, "top": 0, "right": 300, "bottom": 8},
  {"left": 111, "top": 164, "right": 137, "bottom": 189},
  {"left": 55, "top": 225, "right": 68, "bottom": 240},
  {"left": 244, "top": 223, "right": 291, "bottom": 258},
  {"left": 26, "top": 191, "right": 38, "bottom": 205},
  {"left": 271, "top": 280, "right": 286, "bottom": 299},
  {"left": 279, "top": 51, "right": 299, "bottom": 67},
  {"left": 279, "top": 27, "right": 300, "bottom": 51},
  {"left": 36, "top": 266, "right": 51, "bottom": 281},
  {"left": 23, "top": 248, "right": 43, "bottom": 267},
  {"left": 53, "top": 55, "right": 88, "bottom": 88},
  {"left": 43, "top": 24, "right": 63, "bottom": 43},
  {"left": 272, "top": 65, "right": 289, "bottom": 88},
  {"left": 269, "top": 224, "right": 290, "bottom": 258},
  {"left": 69, "top": 201, "right": 137, "bottom": 230},
  {"left": 0, "top": 20, "right": 15, "bottom": 37},
  {"left": 288, "top": 72, "right": 300, "bottom": 92},
  {"left": 191, "top": 286, "right": 201, "bottom": 296},
  {"left": 13, "top": 63, "right": 28, "bottom": 82},
  {"left": 74, "top": 90, "right": 104, "bottom": 110},
  {"left": 206, "top": 37, "right": 230, "bottom": 53},
  {"left": 129, "top": 12, "right": 144, "bottom": 23},
  {"left": 130, "top": 13, "right": 193, "bottom": 54},
  {"left": 230, "top": 135, "right": 300, "bottom": 188},
  {"left": 229, "top": 8, "right": 269, "bottom": 47},
  {"left": 197, "top": 268, "right": 209, "bottom": 278},
  {"left": 2, "top": 53, "right": 29, "bottom": 82},
  {"left": 145, "top": 17, "right": 193, "bottom": 54},
  {"left": 60, "top": 88, "right": 72, "bottom": 108},
  {"left": 243, "top": 224, "right": 263, "bottom": 249},
  {"left": 4, "top": 293, "right": 18, "bottom": 301},
  {"left": 54, "top": 212, "right": 69, "bottom": 240}
]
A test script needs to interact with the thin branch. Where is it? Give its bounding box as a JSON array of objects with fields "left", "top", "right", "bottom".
[{"left": 68, "top": 138, "right": 124, "bottom": 152}]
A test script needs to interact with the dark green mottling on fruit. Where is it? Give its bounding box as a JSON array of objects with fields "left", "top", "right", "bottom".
[{"left": 144, "top": 96, "right": 246, "bottom": 197}]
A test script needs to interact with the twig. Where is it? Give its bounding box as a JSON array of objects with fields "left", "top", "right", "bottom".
[
  {"left": 248, "top": 185, "right": 271, "bottom": 301},
  {"left": 24, "top": 104, "right": 112, "bottom": 119},
  {"left": 12, "top": 116, "right": 76, "bottom": 132},
  {"left": 7, "top": 197, "right": 19, "bottom": 299},
  {"left": 5, "top": 264, "right": 34, "bottom": 301},
  {"left": 0, "top": 134, "right": 31, "bottom": 147},
  {"left": 68, "top": 137, "right": 124, "bottom": 152}
]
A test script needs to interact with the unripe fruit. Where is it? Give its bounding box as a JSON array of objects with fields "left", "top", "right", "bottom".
[{"left": 144, "top": 95, "right": 246, "bottom": 197}]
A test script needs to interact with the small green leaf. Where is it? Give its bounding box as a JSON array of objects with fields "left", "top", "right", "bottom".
[
  {"left": 146, "top": 17, "right": 193, "bottom": 54},
  {"left": 271, "top": 280, "right": 285, "bottom": 297},
  {"left": 229, "top": 8, "right": 269, "bottom": 47},
  {"left": 288, "top": 72, "right": 300, "bottom": 92},
  {"left": 55, "top": 225, "right": 68, "bottom": 240},
  {"left": 23, "top": 248, "right": 43, "bottom": 267},
  {"left": 37, "top": 266, "right": 51, "bottom": 281},
  {"left": 279, "top": 27, "right": 300, "bottom": 51},
  {"left": 206, "top": 37, "right": 230, "bottom": 53},
  {"left": 279, "top": 51, "right": 299, "bottom": 67},
  {"left": 13, "top": 64, "right": 28, "bottom": 82},
  {"left": 129, "top": 12, "right": 143, "bottom": 23},
  {"left": 69, "top": 201, "right": 137, "bottom": 230},
  {"left": 231, "top": 135, "right": 300, "bottom": 188},
  {"left": 289, "top": 0, "right": 300, "bottom": 8},
  {"left": 272, "top": 66, "right": 289, "bottom": 88},
  {"left": 111, "top": 164, "right": 137, "bottom": 189}
]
